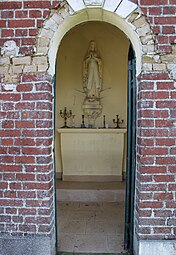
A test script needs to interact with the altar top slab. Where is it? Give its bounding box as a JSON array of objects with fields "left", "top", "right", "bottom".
[{"left": 57, "top": 128, "right": 127, "bottom": 134}]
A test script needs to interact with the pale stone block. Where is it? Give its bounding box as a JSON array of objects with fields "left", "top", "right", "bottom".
[
  {"left": 137, "top": 24, "right": 151, "bottom": 37},
  {"left": 84, "top": 0, "right": 103, "bottom": 6},
  {"left": 66, "top": 0, "right": 85, "bottom": 12},
  {"left": 116, "top": 0, "right": 137, "bottom": 18},
  {"left": 4, "top": 74, "right": 19, "bottom": 84},
  {"left": 132, "top": 16, "right": 147, "bottom": 28},
  {"left": 12, "top": 65, "right": 23, "bottom": 74},
  {"left": 37, "top": 37, "right": 50, "bottom": 47},
  {"left": 103, "top": 0, "right": 121, "bottom": 12},
  {"left": 143, "top": 63, "right": 152, "bottom": 71},
  {"left": 168, "top": 64, "right": 176, "bottom": 79},
  {"left": 44, "top": 19, "right": 58, "bottom": 32},
  {"left": 60, "top": 8, "right": 70, "bottom": 19},
  {"left": 33, "top": 56, "right": 48, "bottom": 65},
  {"left": 36, "top": 47, "right": 48, "bottom": 55},
  {"left": 128, "top": 12, "right": 140, "bottom": 23},
  {"left": 0, "top": 57, "right": 10, "bottom": 66},
  {"left": 40, "top": 28, "right": 54, "bottom": 39},
  {"left": 141, "top": 35, "right": 153, "bottom": 45},
  {"left": 0, "top": 66, "right": 9, "bottom": 75},
  {"left": 142, "top": 44, "right": 155, "bottom": 54},
  {"left": 167, "top": 63, "right": 176, "bottom": 71},
  {"left": 38, "top": 64, "right": 48, "bottom": 72},
  {"left": 52, "top": 13, "right": 64, "bottom": 25},
  {"left": 13, "top": 56, "right": 31, "bottom": 65},
  {"left": 153, "top": 63, "right": 166, "bottom": 71},
  {"left": 161, "top": 54, "right": 175, "bottom": 62},
  {"left": 142, "top": 55, "right": 154, "bottom": 63},
  {"left": 153, "top": 55, "right": 160, "bottom": 63},
  {"left": 23, "top": 65, "right": 37, "bottom": 73}
]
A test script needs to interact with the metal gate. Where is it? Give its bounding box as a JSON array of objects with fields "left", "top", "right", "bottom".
[{"left": 124, "top": 45, "right": 137, "bottom": 253}]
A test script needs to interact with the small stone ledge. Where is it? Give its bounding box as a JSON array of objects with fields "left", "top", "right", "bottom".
[
  {"left": 0, "top": 236, "right": 55, "bottom": 255},
  {"left": 136, "top": 240, "right": 176, "bottom": 255}
]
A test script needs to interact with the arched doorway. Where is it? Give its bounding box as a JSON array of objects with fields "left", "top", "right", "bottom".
[
  {"left": 55, "top": 20, "right": 136, "bottom": 253},
  {"left": 36, "top": 2, "right": 156, "bottom": 254}
]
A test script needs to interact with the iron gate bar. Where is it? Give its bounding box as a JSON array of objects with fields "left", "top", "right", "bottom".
[{"left": 124, "top": 45, "right": 136, "bottom": 253}]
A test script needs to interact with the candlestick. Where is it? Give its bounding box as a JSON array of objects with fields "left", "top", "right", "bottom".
[
  {"left": 81, "top": 115, "right": 86, "bottom": 128},
  {"left": 113, "top": 115, "right": 124, "bottom": 128},
  {"left": 60, "top": 107, "right": 72, "bottom": 128}
]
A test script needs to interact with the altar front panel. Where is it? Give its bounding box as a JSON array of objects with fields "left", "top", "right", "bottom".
[{"left": 58, "top": 129, "right": 126, "bottom": 182}]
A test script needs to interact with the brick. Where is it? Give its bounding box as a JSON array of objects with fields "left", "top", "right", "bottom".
[
  {"left": 0, "top": 165, "right": 22, "bottom": 173},
  {"left": 162, "top": 26, "right": 175, "bottom": 34},
  {"left": 148, "top": 7, "right": 162, "bottom": 15},
  {"left": 14, "top": 138, "right": 35, "bottom": 147},
  {"left": 19, "top": 208, "right": 36, "bottom": 215},
  {"left": 0, "top": 2, "right": 22, "bottom": 10},
  {"left": 154, "top": 227, "right": 171, "bottom": 234},
  {"left": 140, "top": 183, "right": 167, "bottom": 192},
  {"left": 154, "top": 192, "right": 173, "bottom": 201},
  {"left": 1, "top": 11, "right": 14, "bottom": 19},
  {"left": 29, "top": 10, "right": 42, "bottom": 18},
  {"left": 156, "top": 138, "right": 175, "bottom": 146},
  {"left": 8, "top": 20, "right": 35, "bottom": 28},
  {"left": 16, "top": 83, "right": 33, "bottom": 92},
  {"left": 18, "top": 191, "right": 36, "bottom": 199},
  {"left": 24, "top": 1, "right": 51, "bottom": 9},
  {"left": 15, "top": 10, "right": 28, "bottom": 18},
  {"left": 15, "top": 156, "right": 35, "bottom": 164},
  {"left": 16, "top": 120, "right": 35, "bottom": 128},
  {"left": 2, "top": 29, "right": 14, "bottom": 37},
  {"left": 19, "top": 224, "right": 36, "bottom": 232},
  {"left": 15, "top": 29, "right": 28, "bottom": 37},
  {"left": 139, "top": 202, "right": 163, "bottom": 209},
  {"left": 156, "top": 157, "right": 176, "bottom": 165},
  {"left": 8, "top": 147, "right": 20, "bottom": 155},
  {"left": 0, "top": 130, "right": 20, "bottom": 137},
  {"left": 156, "top": 175, "right": 175, "bottom": 184},
  {"left": 29, "top": 29, "right": 38, "bottom": 36},
  {"left": 10, "top": 182, "right": 22, "bottom": 190},
  {"left": 4, "top": 191, "right": 17, "bottom": 198},
  {"left": 2, "top": 120, "right": 14, "bottom": 129},
  {"left": 0, "top": 199, "right": 22, "bottom": 207},
  {"left": 154, "top": 210, "right": 173, "bottom": 217},
  {"left": 22, "top": 38, "right": 36, "bottom": 46},
  {"left": 163, "top": 6, "right": 176, "bottom": 14}
]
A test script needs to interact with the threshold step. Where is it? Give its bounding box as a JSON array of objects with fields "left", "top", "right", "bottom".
[{"left": 56, "top": 189, "right": 125, "bottom": 202}]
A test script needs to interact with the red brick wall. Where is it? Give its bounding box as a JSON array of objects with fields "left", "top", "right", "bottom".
[{"left": 0, "top": 0, "right": 175, "bottom": 243}]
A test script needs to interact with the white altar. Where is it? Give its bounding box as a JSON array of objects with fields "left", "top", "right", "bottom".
[{"left": 57, "top": 128, "right": 127, "bottom": 182}]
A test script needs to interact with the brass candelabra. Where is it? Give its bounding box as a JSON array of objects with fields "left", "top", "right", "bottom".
[
  {"left": 60, "top": 107, "right": 72, "bottom": 128},
  {"left": 113, "top": 115, "right": 124, "bottom": 128}
]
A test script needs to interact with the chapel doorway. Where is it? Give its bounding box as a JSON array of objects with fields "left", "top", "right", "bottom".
[{"left": 55, "top": 21, "right": 136, "bottom": 254}]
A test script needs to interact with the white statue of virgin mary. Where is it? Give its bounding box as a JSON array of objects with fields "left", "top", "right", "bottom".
[{"left": 83, "top": 40, "right": 102, "bottom": 100}]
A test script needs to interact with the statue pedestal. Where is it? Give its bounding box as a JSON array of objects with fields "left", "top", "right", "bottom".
[
  {"left": 57, "top": 128, "right": 127, "bottom": 182},
  {"left": 82, "top": 98, "right": 102, "bottom": 127}
]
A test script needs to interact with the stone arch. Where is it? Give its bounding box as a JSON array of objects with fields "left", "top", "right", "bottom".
[{"left": 35, "top": 0, "right": 158, "bottom": 78}]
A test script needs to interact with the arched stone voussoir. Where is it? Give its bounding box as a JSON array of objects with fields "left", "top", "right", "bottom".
[
  {"left": 115, "top": 0, "right": 138, "bottom": 19},
  {"left": 66, "top": 0, "right": 85, "bottom": 12}
]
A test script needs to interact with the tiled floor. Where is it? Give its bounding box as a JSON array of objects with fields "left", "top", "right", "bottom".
[{"left": 57, "top": 201, "right": 126, "bottom": 253}]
